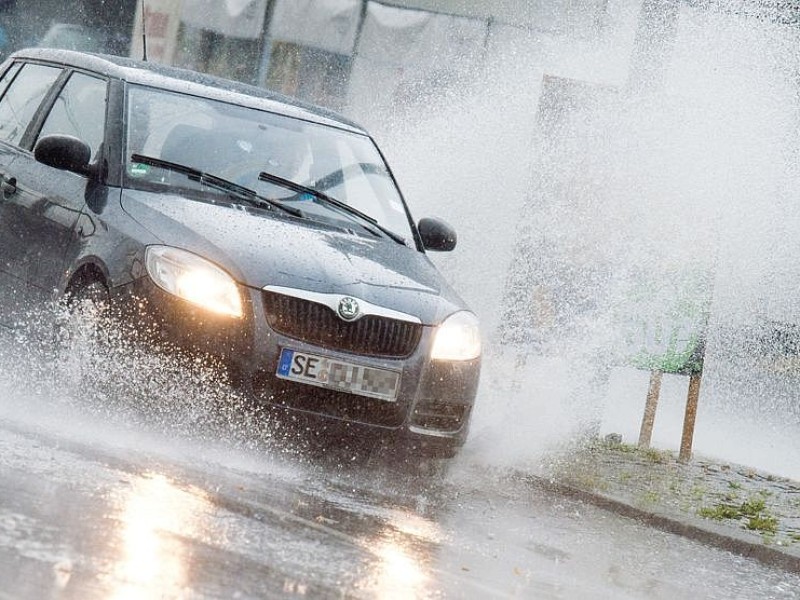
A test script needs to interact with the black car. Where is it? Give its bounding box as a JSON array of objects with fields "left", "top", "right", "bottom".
[{"left": 0, "top": 48, "right": 481, "bottom": 457}]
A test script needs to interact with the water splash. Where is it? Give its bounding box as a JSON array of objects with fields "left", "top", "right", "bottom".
[
  {"left": 366, "top": 3, "right": 800, "bottom": 477},
  {"left": 0, "top": 301, "right": 282, "bottom": 461}
]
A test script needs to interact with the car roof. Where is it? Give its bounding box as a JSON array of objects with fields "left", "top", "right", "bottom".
[{"left": 8, "top": 48, "right": 367, "bottom": 135}]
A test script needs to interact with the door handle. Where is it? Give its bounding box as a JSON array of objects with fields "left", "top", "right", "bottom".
[{"left": 0, "top": 176, "right": 16, "bottom": 196}]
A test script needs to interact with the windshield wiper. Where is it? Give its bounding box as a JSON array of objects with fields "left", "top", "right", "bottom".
[
  {"left": 258, "top": 170, "right": 407, "bottom": 245},
  {"left": 131, "top": 154, "right": 303, "bottom": 218}
]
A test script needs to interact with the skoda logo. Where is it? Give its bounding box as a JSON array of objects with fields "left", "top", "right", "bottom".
[{"left": 337, "top": 296, "right": 361, "bottom": 321}]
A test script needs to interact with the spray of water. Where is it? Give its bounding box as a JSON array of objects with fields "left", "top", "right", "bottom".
[
  {"left": 0, "top": 300, "right": 424, "bottom": 477},
  {"left": 0, "top": 300, "right": 297, "bottom": 470},
  {"left": 368, "top": 3, "right": 800, "bottom": 477}
]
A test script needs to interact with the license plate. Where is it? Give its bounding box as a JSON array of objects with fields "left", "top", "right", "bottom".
[{"left": 276, "top": 348, "right": 400, "bottom": 402}]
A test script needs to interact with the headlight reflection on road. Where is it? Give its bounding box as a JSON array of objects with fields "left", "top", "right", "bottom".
[
  {"left": 108, "top": 472, "right": 214, "bottom": 599},
  {"left": 363, "top": 511, "right": 442, "bottom": 599}
]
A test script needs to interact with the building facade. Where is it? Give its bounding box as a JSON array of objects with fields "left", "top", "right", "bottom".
[{"left": 0, "top": 0, "right": 136, "bottom": 60}]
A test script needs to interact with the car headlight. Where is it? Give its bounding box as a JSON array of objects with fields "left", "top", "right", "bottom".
[
  {"left": 145, "top": 246, "right": 243, "bottom": 318},
  {"left": 431, "top": 311, "right": 481, "bottom": 361}
]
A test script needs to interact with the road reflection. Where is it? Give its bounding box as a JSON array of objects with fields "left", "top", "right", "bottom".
[
  {"left": 106, "top": 472, "right": 214, "bottom": 599},
  {"left": 362, "top": 509, "right": 442, "bottom": 599}
]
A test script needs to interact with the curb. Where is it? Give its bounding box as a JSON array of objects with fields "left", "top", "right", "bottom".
[{"left": 521, "top": 472, "right": 800, "bottom": 575}]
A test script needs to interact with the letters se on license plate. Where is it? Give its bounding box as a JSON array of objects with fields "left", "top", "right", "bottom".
[{"left": 276, "top": 348, "right": 400, "bottom": 402}]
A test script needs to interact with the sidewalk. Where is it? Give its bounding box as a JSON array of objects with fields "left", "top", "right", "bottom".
[{"left": 525, "top": 438, "right": 800, "bottom": 573}]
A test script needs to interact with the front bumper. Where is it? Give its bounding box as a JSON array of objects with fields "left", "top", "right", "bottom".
[{"left": 113, "top": 277, "right": 481, "bottom": 452}]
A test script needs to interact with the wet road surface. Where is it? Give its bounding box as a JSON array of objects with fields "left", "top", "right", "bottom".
[{"left": 0, "top": 396, "right": 797, "bottom": 600}]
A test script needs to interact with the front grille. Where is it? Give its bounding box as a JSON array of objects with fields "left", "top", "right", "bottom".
[{"left": 262, "top": 291, "right": 422, "bottom": 358}]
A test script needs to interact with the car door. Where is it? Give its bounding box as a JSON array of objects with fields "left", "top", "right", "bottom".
[
  {"left": 4, "top": 69, "right": 109, "bottom": 311},
  {"left": 0, "top": 61, "right": 64, "bottom": 325}
]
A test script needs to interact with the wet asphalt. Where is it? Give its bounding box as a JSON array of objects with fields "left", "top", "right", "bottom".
[{"left": 0, "top": 400, "right": 798, "bottom": 600}]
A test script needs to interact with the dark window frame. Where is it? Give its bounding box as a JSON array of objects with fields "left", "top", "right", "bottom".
[
  {"left": 34, "top": 69, "right": 110, "bottom": 161},
  {"left": 0, "top": 60, "right": 64, "bottom": 150},
  {"left": 11, "top": 60, "right": 116, "bottom": 183}
]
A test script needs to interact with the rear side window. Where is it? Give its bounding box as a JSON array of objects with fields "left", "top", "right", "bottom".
[
  {"left": 0, "top": 63, "right": 62, "bottom": 146},
  {"left": 38, "top": 72, "right": 108, "bottom": 161},
  {"left": 0, "top": 63, "right": 21, "bottom": 100}
]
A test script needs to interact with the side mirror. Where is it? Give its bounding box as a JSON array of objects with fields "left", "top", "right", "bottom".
[
  {"left": 34, "top": 134, "right": 93, "bottom": 176},
  {"left": 418, "top": 217, "right": 457, "bottom": 252}
]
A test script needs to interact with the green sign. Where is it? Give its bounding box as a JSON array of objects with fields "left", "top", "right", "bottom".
[{"left": 619, "top": 266, "right": 712, "bottom": 375}]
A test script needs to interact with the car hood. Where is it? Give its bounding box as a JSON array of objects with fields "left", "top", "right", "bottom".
[{"left": 120, "top": 191, "right": 467, "bottom": 324}]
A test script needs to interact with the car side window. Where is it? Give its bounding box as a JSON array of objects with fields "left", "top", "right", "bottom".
[
  {"left": 37, "top": 72, "right": 108, "bottom": 161},
  {"left": 0, "top": 63, "right": 62, "bottom": 146},
  {"left": 0, "top": 63, "right": 21, "bottom": 100}
]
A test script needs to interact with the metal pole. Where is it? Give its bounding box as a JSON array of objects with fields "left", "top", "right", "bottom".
[
  {"left": 638, "top": 369, "right": 662, "bottom": 448},
  {"left": 255, "top": 0, "right": 279, "bottom": 86},
  {"left": 141, "top": 0, "right": 148, "bottom": 61},
  {"left": 679, "top": 372, "right": 702, "bottom": 462}
]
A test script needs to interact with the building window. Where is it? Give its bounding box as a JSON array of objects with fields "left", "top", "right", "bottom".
[
  {"left": 346, "top": 2, "right": 489, "bottom": 126},
  {"left": 263, "top": 0, "right": 361, "bottom": 110},
  {"left": 265, "top": 41, "right": 352, "bottom": 111}
]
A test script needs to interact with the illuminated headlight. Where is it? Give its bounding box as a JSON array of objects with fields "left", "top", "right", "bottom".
[
  {"left": 145, "top": 246, "right": 243, "bottom": 318},
  {"left": 430, "top": 311, "right": 481, "bottom": 361}
]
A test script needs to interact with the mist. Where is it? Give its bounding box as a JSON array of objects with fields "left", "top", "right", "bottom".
[{"left": 364, "top": 2, "right": 800, "bottom": 477}]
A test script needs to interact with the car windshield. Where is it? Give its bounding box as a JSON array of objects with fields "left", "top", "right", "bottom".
[{"left": 125, "top": 85, "right": 414, "bottom": 242}]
